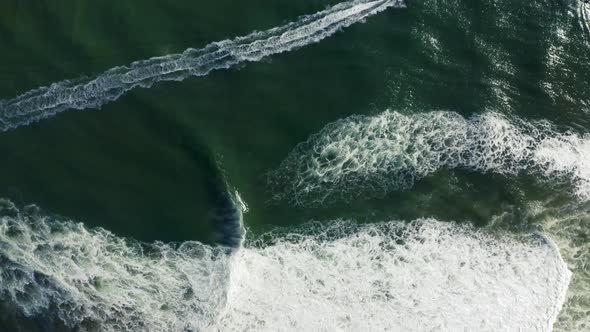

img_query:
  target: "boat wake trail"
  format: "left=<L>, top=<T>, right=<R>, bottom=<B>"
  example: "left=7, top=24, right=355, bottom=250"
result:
left=0, top=200, right=571, bottom=331
left=269, top=110, right=590, bottom=205
left=0, top=0, right=404, bottom=131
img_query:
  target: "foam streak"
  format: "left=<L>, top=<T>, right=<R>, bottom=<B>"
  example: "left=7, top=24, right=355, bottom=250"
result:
left=0, top=0, right=404, bottom=131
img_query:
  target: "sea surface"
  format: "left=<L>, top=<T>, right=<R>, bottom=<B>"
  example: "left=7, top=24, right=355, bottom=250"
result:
left=0, top=0, right=589, bottom=331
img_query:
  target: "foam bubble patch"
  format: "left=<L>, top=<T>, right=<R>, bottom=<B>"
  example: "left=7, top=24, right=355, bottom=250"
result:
left=269, top=110, right=590, bottom=205
left=0, top=200, right=572, bottom=331
left=0, top=200, right=231, bottom=332
left=217, top=219, right=571, bottom=331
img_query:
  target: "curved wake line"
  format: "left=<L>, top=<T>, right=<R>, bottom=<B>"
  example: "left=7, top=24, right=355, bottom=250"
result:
left=0, top=200, right=571, bottom=331
left=269, top=110, right=590, bottom=205
left=0, top=0, right=404, bottom=131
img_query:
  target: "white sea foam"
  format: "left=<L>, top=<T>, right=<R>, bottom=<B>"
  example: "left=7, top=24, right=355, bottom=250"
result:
left=0, top=0, right=404, bottom=131
left=0, top=199, right=232, bottom=332
left=524, top=200, right=590, bottom=332
left=0, top=199, right=571, bottom=331
left=269, top=110, right=590, bottom=205
left=217, top=219, right=570, bottom=331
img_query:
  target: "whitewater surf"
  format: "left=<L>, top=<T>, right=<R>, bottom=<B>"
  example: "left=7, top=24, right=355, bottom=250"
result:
left=1, top=0, right=588, bottom=331
left=0, top=200, right=572, bottom=331
left=269, top=110, right=590, bottom=205
left=269, top=108, right=590, bottom=330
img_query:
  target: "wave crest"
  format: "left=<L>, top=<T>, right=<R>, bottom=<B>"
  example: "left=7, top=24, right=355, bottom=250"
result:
left=269, top=110, right=590, bottom=205
left=0, top=199, right=572, bottom=331
left=0, top=199, right=231, bottom=331
left=219, top=219, right=570, bottom=331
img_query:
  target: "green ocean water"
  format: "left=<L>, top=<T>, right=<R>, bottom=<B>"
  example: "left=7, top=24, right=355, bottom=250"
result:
left=0, top=0, right=589, bottom=331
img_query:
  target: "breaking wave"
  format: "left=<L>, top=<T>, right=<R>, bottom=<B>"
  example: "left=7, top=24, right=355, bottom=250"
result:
left=0, top=0, right=404, bottom=131
left=268, top=110, right=590, bottom=205
left=220, top=220, right=570, bottom=331
left=525, top=199, right=590, bottom=331
left=0, top=200, right=571, bottom=331
left=0, top=199, right=232, bottom=332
